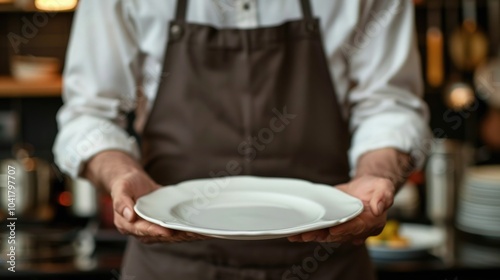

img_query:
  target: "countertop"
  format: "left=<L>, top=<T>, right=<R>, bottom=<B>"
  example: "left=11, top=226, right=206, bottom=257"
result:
left=373, top=225, right=500, bottom=280
left=1, top=222, right=500, bottom=280
left=0, top=76, right=62, bottom=98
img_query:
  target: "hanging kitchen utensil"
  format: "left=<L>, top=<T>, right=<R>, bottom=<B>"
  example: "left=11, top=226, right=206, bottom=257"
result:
left=442, top=0, right=478, bottom=146
left=445, top=0, right=460, bottom=77
left=449, top=0, right=489, bottom=72
left=444, top=0, right=476, bottom=111
left=487, top=0, right=500, bottom=57
left=474, top=0, right=500, bottom=108
left=475, top=58, right=500, bottom=108
left=426, top=0, right=444, bottom=87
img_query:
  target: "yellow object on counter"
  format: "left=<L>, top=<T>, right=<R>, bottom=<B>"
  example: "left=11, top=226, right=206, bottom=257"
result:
left=366, top=220, right=410, bottom=248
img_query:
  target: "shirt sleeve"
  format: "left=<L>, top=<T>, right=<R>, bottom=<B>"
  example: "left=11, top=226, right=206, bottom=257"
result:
left=53, top=0, right=141, bottom=178
left=346, top=0, right=431, bottom=174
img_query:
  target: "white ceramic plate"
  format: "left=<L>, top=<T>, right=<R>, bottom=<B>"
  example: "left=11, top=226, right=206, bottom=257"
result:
left=134, top=176, right=364, bottom=240
left=466, top=165, right=500, bottom=183
left=456, top=206, right=500, bottom=238
left=459, top=203, right=500, bottom=216
left=459, top=191, right=500, bottom=205
left=464, top=183, right=500, bottom=197
left=456, top=218, right=500, bottom=237
left=367, top=223, right=445, bottom=260
left=456, top=211, right=500, bottom=229
left=457, top=213, right=500, bottom=227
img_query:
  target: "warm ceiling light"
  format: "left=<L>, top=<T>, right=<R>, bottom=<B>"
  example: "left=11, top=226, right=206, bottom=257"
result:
left=446, top=84, right=475, bottom=111
left=35, top=0, right=78, bottom=11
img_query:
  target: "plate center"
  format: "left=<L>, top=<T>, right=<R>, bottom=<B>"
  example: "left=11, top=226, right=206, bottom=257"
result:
left=171, top=192, right=324, bottom=231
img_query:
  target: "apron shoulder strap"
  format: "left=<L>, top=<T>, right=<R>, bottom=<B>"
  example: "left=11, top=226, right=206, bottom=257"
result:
left=175, top=0, right=314, bottom=22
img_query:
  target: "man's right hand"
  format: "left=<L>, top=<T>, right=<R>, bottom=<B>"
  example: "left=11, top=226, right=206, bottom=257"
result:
left=83, top=151, right=207, bottom=243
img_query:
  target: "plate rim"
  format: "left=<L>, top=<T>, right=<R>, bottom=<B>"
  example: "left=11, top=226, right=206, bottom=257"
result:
left=134, top=175, right=364, bottom=238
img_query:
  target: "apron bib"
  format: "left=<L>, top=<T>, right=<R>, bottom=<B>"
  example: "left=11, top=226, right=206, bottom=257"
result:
left=122, top=0, right=375, bottom=278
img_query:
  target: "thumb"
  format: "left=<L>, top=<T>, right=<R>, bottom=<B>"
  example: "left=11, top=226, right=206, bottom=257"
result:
left=370, top=188, right=392, bottom=217
left=334, top=183, right=349, bottom=194
left=112, top=190, right=137, bottom=223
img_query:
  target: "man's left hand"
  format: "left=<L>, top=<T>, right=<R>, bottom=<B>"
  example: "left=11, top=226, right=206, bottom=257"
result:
left=287, top=175, right=395, bottom=245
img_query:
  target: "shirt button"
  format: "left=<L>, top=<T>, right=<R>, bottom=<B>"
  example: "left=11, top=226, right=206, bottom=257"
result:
left=243, top=2, right=250, bottom=10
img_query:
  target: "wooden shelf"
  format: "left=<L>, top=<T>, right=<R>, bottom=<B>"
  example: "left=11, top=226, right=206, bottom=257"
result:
left=0, top=76, right=62, bottom=98
left=0, top=3, right=75, bottom=13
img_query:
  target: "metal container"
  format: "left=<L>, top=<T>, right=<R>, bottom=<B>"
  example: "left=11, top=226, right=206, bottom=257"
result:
left=68, top=177, right=97, bottom=218
left=425, top=138, right=474, bottom=225
left=0, top=147, right=54, bottom=222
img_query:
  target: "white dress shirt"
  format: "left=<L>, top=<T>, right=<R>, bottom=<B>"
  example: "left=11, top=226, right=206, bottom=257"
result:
left=53, top=0, right=430, bottom=178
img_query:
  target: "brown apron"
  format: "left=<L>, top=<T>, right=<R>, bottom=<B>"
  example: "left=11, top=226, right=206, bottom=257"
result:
left=121, top=0, right=375, bottom=279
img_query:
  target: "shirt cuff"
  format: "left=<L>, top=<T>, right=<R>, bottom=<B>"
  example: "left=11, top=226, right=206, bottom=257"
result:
left=53, top=116, right=140, bottom=178
left=348, top=111, right=431, bottom=177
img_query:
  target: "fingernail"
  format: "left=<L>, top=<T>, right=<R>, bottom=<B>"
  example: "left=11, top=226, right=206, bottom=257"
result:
left=303, top=233, right=317, bottom=242
left=377, top=202, right=384, bottom=215
left=288, top=236, right=300, bottom=243
left=123, top=208, right=133, bottom=222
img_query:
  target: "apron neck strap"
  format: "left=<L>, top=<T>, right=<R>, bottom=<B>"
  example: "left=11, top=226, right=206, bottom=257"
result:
left=299, top=0, right=314, bottom=20
left=174, top=0, right=314, bottom=22
left=175, top=0, right=188, bottom=22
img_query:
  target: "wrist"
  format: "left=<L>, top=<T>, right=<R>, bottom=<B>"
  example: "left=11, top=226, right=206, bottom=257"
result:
left=82, top=150, right=142, bottom=192
left=354, top=148, right=414, bottom=191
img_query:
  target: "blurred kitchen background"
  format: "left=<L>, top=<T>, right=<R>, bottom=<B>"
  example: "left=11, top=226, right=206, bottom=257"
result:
left=1, top=0, right=500, bottom=279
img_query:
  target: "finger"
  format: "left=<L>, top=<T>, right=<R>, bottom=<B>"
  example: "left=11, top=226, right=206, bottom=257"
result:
left=314, top=230, right=330, bottom=242
left=171, top=230, right=201, bottom=240
left=115, top=212, right=173, bottom=237
left=180, top=234, right=209, bottom=242
left=138, top=233, right=200, bottom=244
left=162, top=231, right=207, bottom=242
left=288, top=235, right=303, bottom=242
left=329, top=217, right=365, bottom=236
left=114, top=213, right=147, bottom=236
left=300, top=230, right=324, bottom=242
left=322, top=233, right=352, bottom=243
left=136, top=219, right=174, bottom=237
left=304, top=229, right=330, bottom=242
left=184, top=231, right=209, bottom=239
left=334, top=183, right=351, bottom=197
left=367, top=216, right=387, bottom=237
left=369, top=188, right=393, bottom=217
